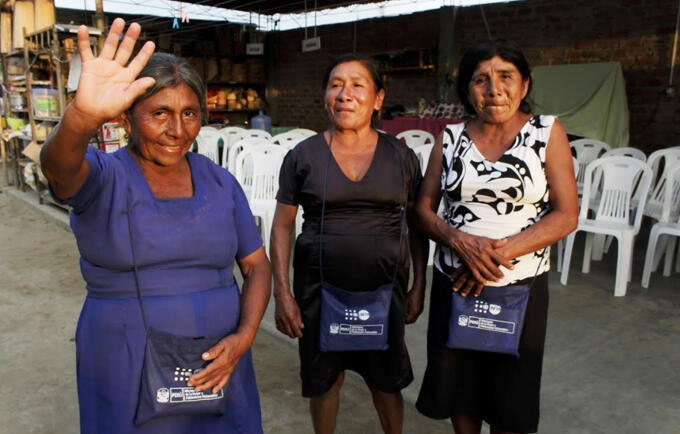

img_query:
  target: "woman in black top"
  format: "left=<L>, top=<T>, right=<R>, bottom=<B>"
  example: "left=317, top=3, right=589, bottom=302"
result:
left=270, top=54, right=427, bottom=434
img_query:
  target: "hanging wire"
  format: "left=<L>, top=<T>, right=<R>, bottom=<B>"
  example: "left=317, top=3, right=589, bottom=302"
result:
left=669, top=0, right=680, bottom=88
left=479, top=5, right=491, bottom=39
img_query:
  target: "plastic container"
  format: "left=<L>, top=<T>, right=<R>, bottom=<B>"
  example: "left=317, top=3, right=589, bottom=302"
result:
left=250, top=110, right=271, bottom=133
left=32, top=88, right=58, bottom=118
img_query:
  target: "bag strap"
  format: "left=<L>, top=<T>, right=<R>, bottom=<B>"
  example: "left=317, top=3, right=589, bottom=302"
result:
left=126, top=193, right=150, bottom=333
left=318, top=131, right=407, bottom=286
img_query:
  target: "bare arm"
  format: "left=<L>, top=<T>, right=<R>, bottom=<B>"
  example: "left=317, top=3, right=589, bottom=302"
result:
left=496, top=119, right=578, bottom=259
left=404, top=201, right=428, bottom=324
left=415, top=132, right=513, bottom=284
left=188, top=246, right=272, bottom=393
left=270, top=202, right=304, bottom=338
left=40, top=18, right=156, bottom=200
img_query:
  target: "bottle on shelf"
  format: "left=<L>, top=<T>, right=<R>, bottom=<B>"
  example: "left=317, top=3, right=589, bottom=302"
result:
left=250, top=110, right=271, bottom=133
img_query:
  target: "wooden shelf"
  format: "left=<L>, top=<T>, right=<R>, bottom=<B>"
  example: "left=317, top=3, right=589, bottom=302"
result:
left=34, top=116, right=61, bottom=122
left=208, top=108, right=260, bottom=113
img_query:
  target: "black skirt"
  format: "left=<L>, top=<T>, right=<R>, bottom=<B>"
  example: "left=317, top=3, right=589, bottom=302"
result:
left=416, top=268, right=549, bottom=433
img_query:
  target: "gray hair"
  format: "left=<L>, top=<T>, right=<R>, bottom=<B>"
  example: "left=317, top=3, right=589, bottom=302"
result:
left=129, top=53, right=206, bottom=123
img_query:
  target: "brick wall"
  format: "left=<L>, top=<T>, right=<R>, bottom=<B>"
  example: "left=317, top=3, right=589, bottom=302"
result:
left=269, top=0, right=678, bottom=153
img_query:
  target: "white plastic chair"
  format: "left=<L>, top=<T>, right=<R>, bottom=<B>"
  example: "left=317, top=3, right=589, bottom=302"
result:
left=233, top=143, right=287, bottom=196
left=570, top=138, right=611, bottom=195
left=234, top=150, right=286, bottom=252
left=644, top=148, right=680, bottom=221
left=601, top=147, right=646, bottom=162
left=560, top=156, right=652, bottom=297
left=227, top=138, right=264, bottom=174
left=240, top=129, right=273, bottom=142
left=555, top=156, right=581, bottom=273
left=413, top=144, right=433, bottom=174
left=217, top=126, right=247, bottom=169
left=396, top=129, right=435, bottom=150
left=641, top=162, right=680, bottom=287
left=272, top=131, right=305, bottom=150
left=195, top=128, right=220, bottom=164
left=288, top=128, right=316, bottom=138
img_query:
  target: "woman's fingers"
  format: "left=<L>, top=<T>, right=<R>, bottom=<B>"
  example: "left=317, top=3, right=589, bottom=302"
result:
left=113, top=21, right=142, bottom=65
left=99, top=17, right=126, bottom=59
left=125, top=40, right=156, bottom=79
left=77, top=25, right=94, bottom=62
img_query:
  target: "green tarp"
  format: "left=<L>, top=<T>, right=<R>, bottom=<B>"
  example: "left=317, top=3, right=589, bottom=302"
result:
left=528, top=62, right=629, bottom=148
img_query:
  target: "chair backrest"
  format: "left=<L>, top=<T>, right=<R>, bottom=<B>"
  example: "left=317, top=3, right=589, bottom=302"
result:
left=601, top=147, right=646, bottom=162
left=272, top=131, right=305, bottom=150
left=396, top=129, right=435, bottom=149
left=572, top=156, right=579, bottom=179
left=234, top=144, right=286, bottom=197
left=249, top=151, right=285, bottom=202
left=217, top=126, right=248, bottom=168
left=581, top=156, right=652, bottom=233
left=647, top=148, right=680, bottom=193
left=287, top=128, right=316, bottom=138
left=570, top=138, right=611, bottom=189
left=240, top=129, right=273, bottom=142
left=413, top=144, right=434, bottom=174
left=659, top=162, right=680, bottom=223
left=227, top=138, right=261, bottom=173
left=195, top=129, right=220, bottom=163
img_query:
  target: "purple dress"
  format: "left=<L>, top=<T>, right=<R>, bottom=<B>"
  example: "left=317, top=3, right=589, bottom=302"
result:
left=59, top=147, right=263, bottom=433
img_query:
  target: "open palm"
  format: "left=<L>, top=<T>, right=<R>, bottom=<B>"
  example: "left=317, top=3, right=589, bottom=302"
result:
left=72, top=18, right=156, bottom=124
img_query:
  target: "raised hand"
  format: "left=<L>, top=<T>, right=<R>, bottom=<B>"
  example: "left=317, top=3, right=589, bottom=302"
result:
left=71, top=18, right=156, bottom=126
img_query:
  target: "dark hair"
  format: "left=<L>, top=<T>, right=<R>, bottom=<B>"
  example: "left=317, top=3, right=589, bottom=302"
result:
left=322, top=53, right=384, bottom=127
left=456, top=38, right=532, bottom=116
left=129, top=53, right=207, bottom=123
left=322, top=53, right=384, bottom=92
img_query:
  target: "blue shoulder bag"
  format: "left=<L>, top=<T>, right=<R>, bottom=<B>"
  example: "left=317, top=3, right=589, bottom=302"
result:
left=125, top=199, right=228, bottom=426
left=318, top=134, right=406, bottom=352
left=446, top=257, right=544, bottom=357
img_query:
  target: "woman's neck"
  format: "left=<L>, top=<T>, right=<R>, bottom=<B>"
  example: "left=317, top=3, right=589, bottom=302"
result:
left=327, top=125, right=377, bottom=149
left=468, top=112, right=531, bottom=146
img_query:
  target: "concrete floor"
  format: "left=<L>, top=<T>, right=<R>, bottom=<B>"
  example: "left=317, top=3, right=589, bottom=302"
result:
left=1, top=172, right=679, bottom=433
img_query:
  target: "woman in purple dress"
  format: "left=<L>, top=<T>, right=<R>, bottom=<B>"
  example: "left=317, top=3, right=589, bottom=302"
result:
left=40, top=19, right=271, bottom=433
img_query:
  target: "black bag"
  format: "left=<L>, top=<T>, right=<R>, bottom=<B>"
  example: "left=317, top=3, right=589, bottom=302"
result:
left=317, top=133, right=405, bottom=352
left=126, top=206, right=228, bottom=426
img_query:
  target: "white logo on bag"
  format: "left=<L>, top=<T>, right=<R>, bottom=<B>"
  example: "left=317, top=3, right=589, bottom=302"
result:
left=473, top=300, right=489, bottom=314
left=174, top=367, right=196, bottom=382
left=330, top=323, right=340, bottom=334
left=458, top=315, right=469, bottom=326
left=488, top=304, right=501, bottom=315
left=156, top=388, right=170, bottom=403
left=344, top=308, right=370, bottom=321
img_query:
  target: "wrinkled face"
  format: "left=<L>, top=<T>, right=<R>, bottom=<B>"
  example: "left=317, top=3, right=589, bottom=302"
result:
left=325, top=60, right=385, bottom=131
left=121, top=83, right=201, bottom=167
left=467, top=56, right=529, bottom=124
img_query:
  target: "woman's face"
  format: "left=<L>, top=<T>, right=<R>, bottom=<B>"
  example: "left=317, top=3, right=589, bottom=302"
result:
left=121, top=83, right=201, bottom=167
left=467, top=55, right=529, bottom=124
left=325, top=60, right=385, bottom=131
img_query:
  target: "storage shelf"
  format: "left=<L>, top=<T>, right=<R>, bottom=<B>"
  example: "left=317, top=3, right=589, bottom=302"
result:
left=34, top=116, right=61, bottom=122
left=208, top=108, right=260, bottom=113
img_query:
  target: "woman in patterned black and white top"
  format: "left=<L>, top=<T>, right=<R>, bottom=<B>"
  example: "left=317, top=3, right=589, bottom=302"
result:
left=415, top=39, right=578, bottom=434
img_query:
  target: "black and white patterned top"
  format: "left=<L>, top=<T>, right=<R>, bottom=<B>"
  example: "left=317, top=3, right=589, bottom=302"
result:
left=434, top=115, right=555, bottom=285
